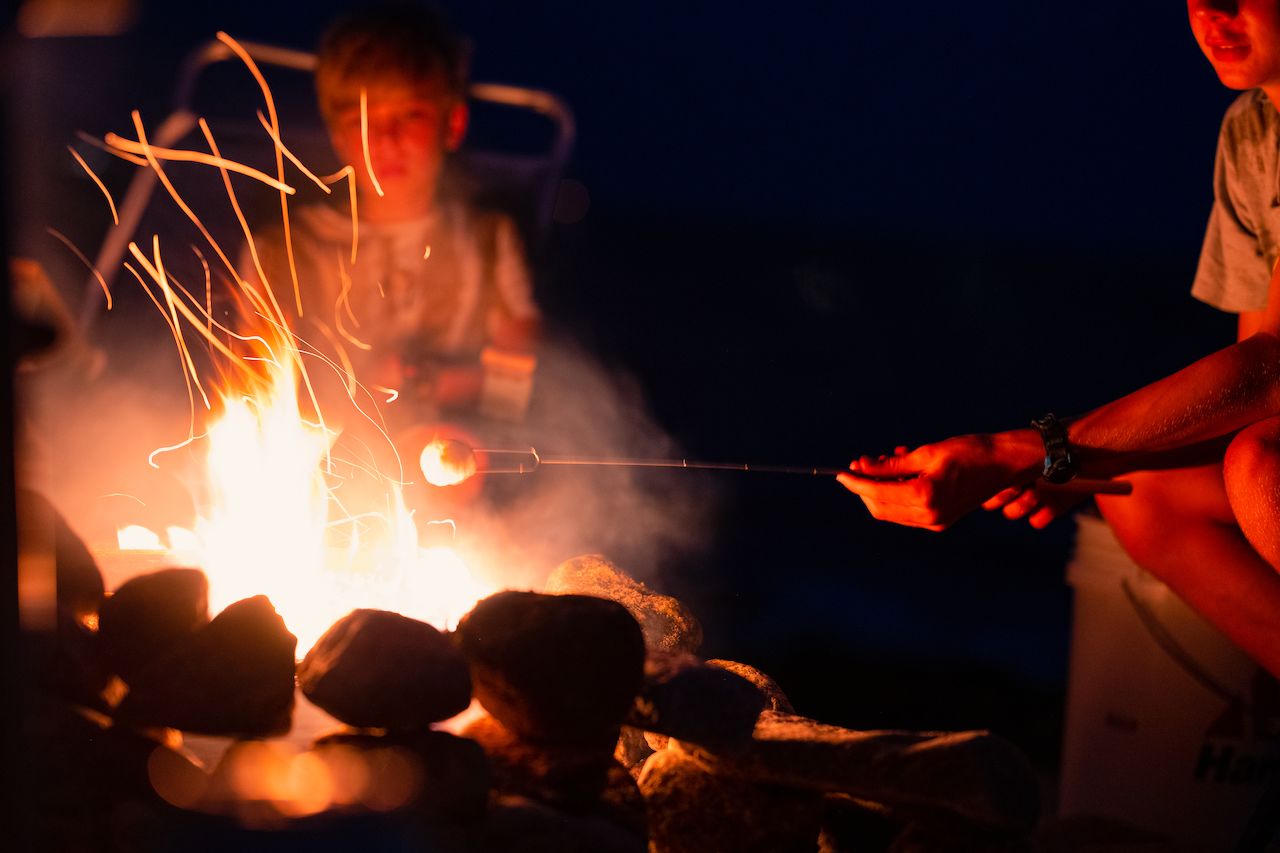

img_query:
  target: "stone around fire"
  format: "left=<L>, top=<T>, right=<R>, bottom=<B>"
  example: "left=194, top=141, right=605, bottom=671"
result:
left=471, top=794, right=646, bottom=853
left=544, top=555, right=703, bottom=654
left=817, top=793, right=904, bottom=852
left=26, top=691, right=200, bottom=850
left=114, top=595, right=297, bottom=737
left=677, top=711, right=1041, bottom=837
left=18, top=489, right=104, bottom=620
left=638, top=746, right=824, bottom=853
left=626, top=651, right=765, bottom=754
left=461, top=710, right=616, bottom=812
left=299, top=609, right=472, bottom=729
left=313, top=729, right=491, bottom=821
left=98, top=567, right=209, bottom=685
left=614, top=726, right=654, bottom=776
left=456, top=590, right=646, bottom=745
left=706, top=658, right=795, bottom=714
left=24, top=602, right=113, bottom=713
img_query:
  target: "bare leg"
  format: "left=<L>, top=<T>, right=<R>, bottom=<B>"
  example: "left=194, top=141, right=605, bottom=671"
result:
left=1096, top=463, right=1280, bottom=678
left=1224, top=414, right=1280, bottom=571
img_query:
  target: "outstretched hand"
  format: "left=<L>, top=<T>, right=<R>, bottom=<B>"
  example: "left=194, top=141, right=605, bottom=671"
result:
left=837, top=431, right=1043, bottom=531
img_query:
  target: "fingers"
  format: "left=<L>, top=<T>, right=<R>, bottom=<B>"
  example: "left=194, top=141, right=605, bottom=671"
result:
left=987, top=487, right=1066, bottom=528
left=851, top=448, right=926, bottom=478
left=1028, top=507, right=1056, bottom=529
left=982, top=487, right=1023, bottom=511
left=837, top=470, right=919, bottom=502
left=837, top=473, right=951, bottom=529
left=1001, top=488, right=1041, bottom=520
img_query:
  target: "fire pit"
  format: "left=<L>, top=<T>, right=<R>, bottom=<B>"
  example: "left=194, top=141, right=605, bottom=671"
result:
left=23, top=525, right=1042, bottom=852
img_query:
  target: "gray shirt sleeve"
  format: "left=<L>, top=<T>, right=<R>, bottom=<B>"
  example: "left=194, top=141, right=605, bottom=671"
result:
left=1191, top=107, right=1272, bottom=314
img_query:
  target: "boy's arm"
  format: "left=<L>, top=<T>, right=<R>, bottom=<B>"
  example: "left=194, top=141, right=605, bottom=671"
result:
left=489, top=215, right=540, bottom=353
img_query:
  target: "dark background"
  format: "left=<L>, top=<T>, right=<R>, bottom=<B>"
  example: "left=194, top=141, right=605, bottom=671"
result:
left=5, top=1, right=1244, bottom=776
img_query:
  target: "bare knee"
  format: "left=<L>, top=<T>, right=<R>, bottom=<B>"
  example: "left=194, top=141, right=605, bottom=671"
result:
left=1225, top=419, right=1280, bottom=492
left=1224, top=418, right=1280, bottom=567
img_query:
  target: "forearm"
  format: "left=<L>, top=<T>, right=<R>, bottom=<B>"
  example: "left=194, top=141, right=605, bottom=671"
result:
left=1064, top=333, right=1280, bottom=477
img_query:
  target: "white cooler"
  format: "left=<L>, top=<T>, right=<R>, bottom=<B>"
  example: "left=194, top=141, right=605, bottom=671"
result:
left=1060, top=510, right=1280, bottom=847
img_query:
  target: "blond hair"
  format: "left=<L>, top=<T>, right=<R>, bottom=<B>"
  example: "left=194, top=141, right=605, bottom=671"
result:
left=315, top=4, right=469, bottom=125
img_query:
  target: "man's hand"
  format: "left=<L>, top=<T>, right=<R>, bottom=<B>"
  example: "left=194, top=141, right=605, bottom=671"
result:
left=837, top=431, right=1044, bottom=530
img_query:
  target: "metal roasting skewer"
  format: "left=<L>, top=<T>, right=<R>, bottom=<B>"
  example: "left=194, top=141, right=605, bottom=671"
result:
left=472, top=447, right=846, bottom=477
left=427, top=442, right=1132, bottom=495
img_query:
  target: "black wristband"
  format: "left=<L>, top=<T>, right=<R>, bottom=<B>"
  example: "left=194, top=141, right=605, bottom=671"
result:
left=1030, top=413, right=1077, bottom=484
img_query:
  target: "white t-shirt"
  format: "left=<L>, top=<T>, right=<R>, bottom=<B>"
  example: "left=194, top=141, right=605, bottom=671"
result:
left=246, top=200, right=538, bottom=365
left=1193, top=88, right=1280, bottom=314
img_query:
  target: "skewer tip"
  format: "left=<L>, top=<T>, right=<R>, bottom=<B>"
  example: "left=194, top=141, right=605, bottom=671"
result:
left=420, top=437, right=477, bottom=487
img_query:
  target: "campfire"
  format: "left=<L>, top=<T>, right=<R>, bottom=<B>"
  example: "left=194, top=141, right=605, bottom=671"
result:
left=19, top=33, right=1043, bottom=852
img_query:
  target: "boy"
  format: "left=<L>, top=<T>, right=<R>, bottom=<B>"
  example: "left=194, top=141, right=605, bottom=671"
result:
left=251, top=5, right=539, bottom=417
left=840, top=0, right=1280, bottom=677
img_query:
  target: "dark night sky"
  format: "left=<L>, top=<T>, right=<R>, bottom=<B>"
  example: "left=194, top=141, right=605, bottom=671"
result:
left=10, top=1, right=1237, bottom=250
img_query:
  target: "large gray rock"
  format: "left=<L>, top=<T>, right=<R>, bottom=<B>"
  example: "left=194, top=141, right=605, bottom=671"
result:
left=25, top=691, right=202, bottom=850
left=313, top=729, right=491, bottom=821
left=461, top=711, right=615, bottom=811
left=638, top=745, right=824, bottom=853
left=678, top=710, right=1040, bottom=837
left=707, top=658, right=795, bottom=713
left=544, top=555, right=702, bottom=654
left=469, top=794, right=646, bottom=853
left=890, top=823, right=1036, bottom=852
left=114, top=595, right=296, bottom=736
left=299, top=609, right=471, bottom=729
left=18, top=489, right=104, bottom=620
left=599, top=760, right=648, bottom=838
left=818, top=793, right=901, bottom=852
left=99, top=568, right=209, bottom=685
left=614, top=726, right=654, bottom=776
left=26, top=604, right=112, bottom=713
left=627, top=651, right=765, bottom=754
left=456, top=591, right=645, bottom=745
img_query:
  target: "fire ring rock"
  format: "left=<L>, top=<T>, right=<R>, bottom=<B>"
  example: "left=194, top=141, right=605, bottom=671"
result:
left=456, top=591, right=646, bottom=745
left=544, top=555, right=703, bottom=654
left=313, top=729, right=491, bottom=821
left=638, top=746, right=824, bottom=853
left=706, top=659, right=795, bottom=714
left=114, top=595, right=296, bottom=737
left=626, top=651, right=766, bottom=754
left=473, top=794, right=647, bottom=853
left=298, top=609, right=472, bottom=729
left=680, top=710, right=1041, bottom=837
left=461, top=711, right=617, bottom=811
left=98, top=567, right=209, bottom=685
left=18, top=489, right=105, bottom=621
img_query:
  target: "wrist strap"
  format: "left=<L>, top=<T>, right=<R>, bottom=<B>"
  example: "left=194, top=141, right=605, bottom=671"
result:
left=1030, top=412, right=1077, bottom=484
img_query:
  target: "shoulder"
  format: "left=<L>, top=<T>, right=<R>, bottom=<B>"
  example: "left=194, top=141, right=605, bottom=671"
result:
left=1218, top=88, right=1278, bottom=149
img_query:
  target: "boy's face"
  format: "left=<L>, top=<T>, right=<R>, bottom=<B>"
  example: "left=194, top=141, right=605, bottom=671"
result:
left=1189, top=0, right=1280, bottom=92
left=328, top=74, right=467, bottom=210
